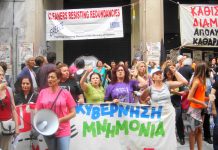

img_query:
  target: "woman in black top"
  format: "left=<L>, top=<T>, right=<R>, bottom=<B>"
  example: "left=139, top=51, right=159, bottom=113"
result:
left=57, top=63, right=84, bottom=103
left=15, top=76, right=38, bottom=105
left=211, top=79, right=218, bottom=149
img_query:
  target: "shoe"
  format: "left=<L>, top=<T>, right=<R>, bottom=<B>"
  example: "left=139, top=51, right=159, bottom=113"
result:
left=204, top=138, right=213, bottom=144
left=179, top=138, right=185, bottom=145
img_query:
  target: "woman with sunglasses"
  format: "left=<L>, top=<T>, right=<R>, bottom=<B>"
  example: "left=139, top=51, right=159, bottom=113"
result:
left=140, top=65, right=188, bottom=149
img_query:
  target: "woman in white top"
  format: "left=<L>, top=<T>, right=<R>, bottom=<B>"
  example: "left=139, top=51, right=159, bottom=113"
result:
left=140, top=66, right=188, bottom=149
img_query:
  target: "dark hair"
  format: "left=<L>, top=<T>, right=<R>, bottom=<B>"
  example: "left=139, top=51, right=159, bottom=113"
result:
left=111, top=64, right=129, bottom=84
left=96, top=60, right=103, bottom=67
left=0, top=61, right=7, bottom=72
left=56, top=63, right=73, bottom=79
left=35, top=56, right=45, bottom=66
left=75, top=58, right=85, bottom=69
left=21, top=63, right=26, bottom=70
left=206, top=67, right=210, bottom=78
left=89, top=72, right=102, bottom=86
left=47, top=69, right=61, bottom=79
left=56, top=61, right=62, bottom=66
left=211, top=57, right=216, bottom=62
left=20, top=76, right=33, bottom=93
left=47, top=52, right=56, bottom=63
left=163, top=67, right=176, bottom=82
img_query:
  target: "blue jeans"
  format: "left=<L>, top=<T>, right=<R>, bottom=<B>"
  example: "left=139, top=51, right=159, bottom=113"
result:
left=214, top=108, right=218, bottom=150
left=44, top=136, right=70, bottom=150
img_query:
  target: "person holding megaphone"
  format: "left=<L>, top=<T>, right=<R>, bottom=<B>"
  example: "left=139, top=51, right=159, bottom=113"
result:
left=35, top=69, right=76, bottom=150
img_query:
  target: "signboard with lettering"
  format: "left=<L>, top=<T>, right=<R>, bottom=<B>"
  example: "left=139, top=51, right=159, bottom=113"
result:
left=180, top=5, right=218, bottom=47
left=46, top=7, right=123, bottom=41
left=11, top=103, right=176, bottom=150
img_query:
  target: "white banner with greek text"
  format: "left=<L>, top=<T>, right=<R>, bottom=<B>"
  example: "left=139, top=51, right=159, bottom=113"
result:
left=180, top=4, right=218, bottom=47
left=10, top=103, right=176, bottom=150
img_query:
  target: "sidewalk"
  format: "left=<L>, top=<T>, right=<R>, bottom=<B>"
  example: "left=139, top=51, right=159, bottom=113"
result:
left=177, top=137, right=213, bottom=150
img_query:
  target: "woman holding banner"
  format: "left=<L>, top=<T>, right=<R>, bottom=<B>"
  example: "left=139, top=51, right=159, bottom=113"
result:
left=140, top=65, right=188, bottom=149
left=36, top=69, right=76, bottom=150
left=0, top=66, right=19, bottom=150
left=105, top=64, right=146, bottom=103
left=140, top=65, right=187, bottom=105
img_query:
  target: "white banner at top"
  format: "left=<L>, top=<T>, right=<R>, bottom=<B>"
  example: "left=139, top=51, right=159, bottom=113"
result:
left=46, top=7, right=123, bottom=41
left=180, top=4, right=218, bottom=47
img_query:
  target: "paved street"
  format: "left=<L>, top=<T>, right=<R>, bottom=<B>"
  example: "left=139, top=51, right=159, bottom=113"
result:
left=177, top=137, right=213, bottom=150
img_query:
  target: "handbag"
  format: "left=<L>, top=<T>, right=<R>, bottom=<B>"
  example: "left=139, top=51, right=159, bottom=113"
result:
left=0, top=87, right=16, bottom=135
left=0, top=119, right=15, bottom=135
left=181, top=91, right=190, bottom=110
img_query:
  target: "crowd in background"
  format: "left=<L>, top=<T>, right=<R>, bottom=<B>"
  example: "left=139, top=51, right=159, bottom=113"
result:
left=0, top=52, right=218, bottom=150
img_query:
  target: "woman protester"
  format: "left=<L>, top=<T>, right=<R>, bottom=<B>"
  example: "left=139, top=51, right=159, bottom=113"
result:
left=57, top=63, right=84, bottom=104
left=80, top=67, right=104, bottom=103
left=0, top=66, right=19, bottom=150
left=105, top=64, right=146, bottom=103
left=15, top=76, right=38, bottom=105
left=140, top=65, right=188, bottom=149
left=134, top=61, right=152, bottom=87
left=93, top=60, right=111, bottom=88
left=36, top=69, right=76, bottom=150
left=164, top=66, right=185, bottom=145
left=187, top=62, right=208, bottom=150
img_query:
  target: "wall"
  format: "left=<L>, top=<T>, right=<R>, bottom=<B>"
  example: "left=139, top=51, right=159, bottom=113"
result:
left=131, top=0, right=164, bottom=63
left=0, top=0, right=64, bottom=81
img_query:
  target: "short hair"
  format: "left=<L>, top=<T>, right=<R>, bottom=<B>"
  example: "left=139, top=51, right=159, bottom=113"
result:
left=25, top=55, right=34, bottom=63
left=183, top=58, right=192, bottom=66
left=0, top=62, right=7, bottom=72
left=35, top=56, right=45, bottom=66
left=47, top=69, right=61, bottom=79
left=47, top=52, right=56, bottom=63
left=75, top=58, right=85, bottom=69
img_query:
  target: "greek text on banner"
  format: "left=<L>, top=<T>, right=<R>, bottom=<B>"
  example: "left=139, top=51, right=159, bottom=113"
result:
left=180, top=5, right=218, bottom=47
left=12, top=103, right=177, bottom=150
left=70, top=103, right=177, bottom=150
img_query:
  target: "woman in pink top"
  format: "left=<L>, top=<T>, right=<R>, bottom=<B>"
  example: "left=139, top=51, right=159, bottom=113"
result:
left=36, top=69, right=76, bottom=150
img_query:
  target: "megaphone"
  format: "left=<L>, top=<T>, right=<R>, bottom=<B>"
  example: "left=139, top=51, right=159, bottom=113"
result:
left=33, top=109, right=59, bottom=136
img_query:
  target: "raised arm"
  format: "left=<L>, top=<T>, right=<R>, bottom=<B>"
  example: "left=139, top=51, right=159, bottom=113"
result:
left=80, top=67, right=92, bottom=92
left=168, top=66, right=188, bottom=89
left=104, top=63, right=111, bottom=70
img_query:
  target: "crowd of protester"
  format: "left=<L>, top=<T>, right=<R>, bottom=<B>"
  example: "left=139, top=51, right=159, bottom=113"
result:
left=0, top=52, right=218, bottom=150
